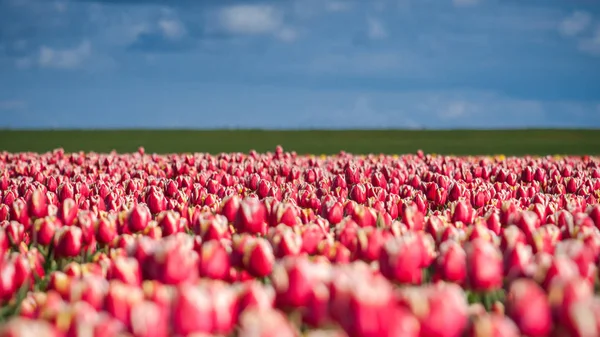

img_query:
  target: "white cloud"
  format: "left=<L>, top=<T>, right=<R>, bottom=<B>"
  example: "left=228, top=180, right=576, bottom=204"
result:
left=219, top=5, right=283, bottom=35
left=367, top=17, right=387, bottom=40
left=578, top=26, right=600, bottom=56
left=158, top=18, right=186, bottom=40
left=453, top=0, right=479, bottom=7
left=559, top=11, right=592, bottom=37
left=217, top=4, right=297, bottom=42
left=326, top=1, right=352, bottom=12
left=276, top=27, right=298, bottom=42
left=38, top=40, right=92, bottom=69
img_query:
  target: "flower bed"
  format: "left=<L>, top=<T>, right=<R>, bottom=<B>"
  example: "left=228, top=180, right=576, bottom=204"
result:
left=0, top=147, right=598, bottom=336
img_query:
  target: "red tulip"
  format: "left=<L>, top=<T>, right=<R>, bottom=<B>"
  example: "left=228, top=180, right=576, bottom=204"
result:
left=270, top=202, right=300, bottom=227
left=145, top=238, right=199, bottom=285
left=321, top=200, right=344, bottom=225
left=27, top=189, right=48, bottom=219
left=96, top=216, right=117, bottom=245
left=434, top=240, right=466, bottom=285
left=57, top=198, right=78, bottom=227
left=209, top=282, right=239, bottom=334
left=452, top=199, right=474, bottom=225
left=129, top=300, right=169, bottom=337
left=128, top=203, right=151, bottom=233
left=465, top=239, right=503, bottom=291
left=398, top=282, right=468, bottom=337
left=34, top=217, right=59, bottom=246
left=220, top=194, right=241, bottom=223
left=196, top=214, right=231, bottom=242
left=107, top=256, right=142, bottom=286
left=235, top=198, right=268, bottom=235
left=243, top=238, right=275, bottom=277
left=505, top=278, right=553, bottom=337
left=171, top=284, right=213, bottom=335
left=69, top=275, right=108, bottom=310
left=401, top=202, right=425, bottom=231
left=379, top=234, right=424, bottom=285
left=53, top=226, right=83, bottom=258
left=351, top=205, right=377, bottom=228
left=237, top=281, right=276, bottom=312
left=270, top=227, right=303, bottom=258
left=198, top=239, right=231, bottom=281
left=103, top=281, right=144, bottom=326
left=0, top=259, right=17, bottom=303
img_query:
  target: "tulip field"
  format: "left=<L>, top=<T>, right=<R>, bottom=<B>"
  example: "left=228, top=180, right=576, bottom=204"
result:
left=3, top=144, right=600, bottom=337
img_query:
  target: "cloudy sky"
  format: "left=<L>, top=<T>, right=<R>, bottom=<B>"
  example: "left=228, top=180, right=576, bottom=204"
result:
left=0, top=0, right=599, bottom=129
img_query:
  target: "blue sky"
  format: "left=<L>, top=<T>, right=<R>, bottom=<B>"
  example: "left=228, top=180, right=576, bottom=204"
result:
left=0, top=0, right=599, bottom=129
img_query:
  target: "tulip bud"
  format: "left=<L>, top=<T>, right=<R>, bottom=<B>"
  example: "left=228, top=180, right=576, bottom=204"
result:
left=0, top=259, right=17, bottom=304
left=27, top=189, right=48, bottom=219
left=34, top=217, right=59, bottom=246
left=171, top=284, right=213, bottom=335
left=401, top=203, right=425, bottom=231
left=53, top=226, right=83, bottom=258
left=434, top=240, right=466, bottom=285
left=146, top=240, right=199, bottom=285
left=349, top=184, right=367, bottom=204
left=104, top=281, right=145, bottom=326
left=146, top=189, right=167, bottom=214
left=238, top=280, right=276, bottom=312
left=129, top=300, right=169, bottom=337
left=505, top=278, right=553, bottom=337
left=379, top=235, right=423, bottom=285
left=128, top=203, right=151, bottom=233
left=96, top=216, right=117, bottom=246
left=10, top=198, right=30, bottom=229
left=270, top=227, right=303, bottom=258
left=157, top=210, right=187, bottom=236
left=107, top=256, right=142, bottom=286
left=68, top=275, right=108, bottom=310
left=243, top=238, right=275, bottom=278
left=465, top=239, right=503, bottom=292
left=541, top=255, right=580, bottom=290
left=321, top=200, right=344, bottom=225
left=356, top=227, right=388, bottom=262
left=270, top=202, right=300, bottom=227
left=198, top=240, right=231, bottom=281
left=300, top=223, right=327, bottom=255
left=398, top=282, right=468, bottom=337
left=57, top=198, right=78, bottom=227
left=452, top=199, right=473, bottom=225
left=220, top=195, right=241, bottom=223
left=235, top=198, right=268, bottom=235
left=209, top=282, right=239, bottom=334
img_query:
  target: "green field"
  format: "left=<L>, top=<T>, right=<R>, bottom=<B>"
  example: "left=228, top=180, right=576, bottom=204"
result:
left=1, top=129, right=599, bottom=156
